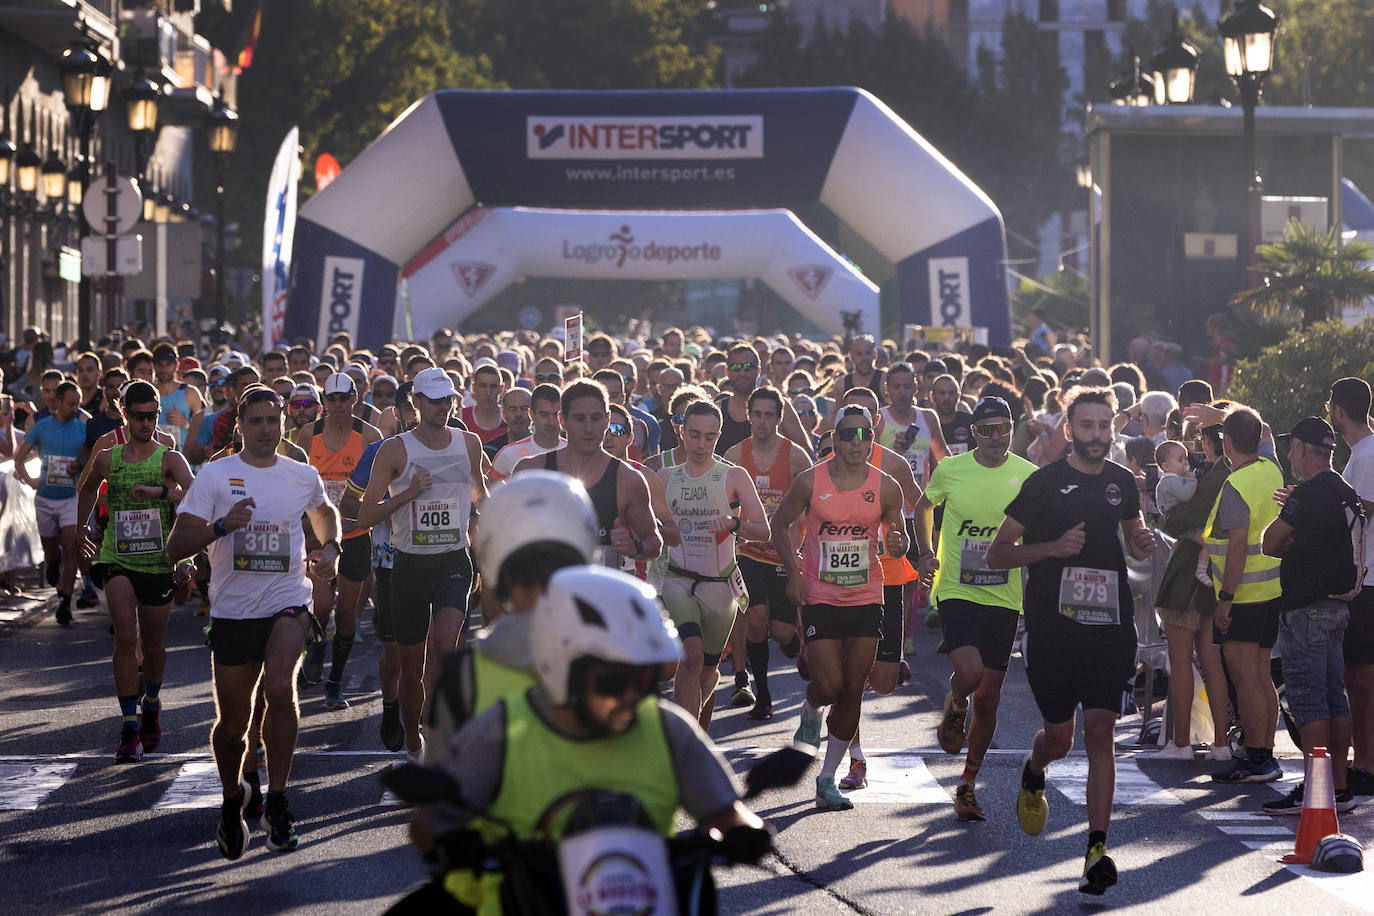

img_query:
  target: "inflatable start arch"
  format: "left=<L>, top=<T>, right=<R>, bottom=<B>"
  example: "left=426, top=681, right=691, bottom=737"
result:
left=400, top=208, right=880, bottom=338
left=286, top=88, right=1009, bottom=348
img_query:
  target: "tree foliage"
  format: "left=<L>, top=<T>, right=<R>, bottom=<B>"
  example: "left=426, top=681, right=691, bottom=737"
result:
left=1228, top=319, right=1374, bottom=465
left=739, top=8, right=1068, bottom=264
left=1232, top=220, right=1374, bottom=327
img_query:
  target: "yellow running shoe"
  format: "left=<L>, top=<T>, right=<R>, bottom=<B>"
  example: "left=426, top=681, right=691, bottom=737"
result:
left=1080, top=842, right=1118, bottom=895
left=1016, top=755, right=1048, bottom=836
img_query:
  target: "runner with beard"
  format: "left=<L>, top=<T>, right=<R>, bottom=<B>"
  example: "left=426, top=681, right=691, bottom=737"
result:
left=715, top=343, right=813, bottom=458
left=985, top=386, right=1155, bottom=895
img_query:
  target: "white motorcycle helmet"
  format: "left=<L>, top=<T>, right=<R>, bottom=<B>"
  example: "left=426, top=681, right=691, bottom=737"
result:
left=530, top=566, right=682, bottom=707
left=474, top=471, right=599, bottom=602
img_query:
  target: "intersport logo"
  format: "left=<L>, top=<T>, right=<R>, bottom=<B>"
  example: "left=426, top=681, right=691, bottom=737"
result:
left=562, top=225, right=722, bottom=268
left=528, top=115, right=764, bottom=160
left=319, top=255, right=364, bottom=344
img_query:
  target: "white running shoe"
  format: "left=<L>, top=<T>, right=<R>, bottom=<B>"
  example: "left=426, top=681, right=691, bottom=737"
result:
left=1205, top=745, right=1235, bottom=762
left=1150, top=742, right=1196, bottom=760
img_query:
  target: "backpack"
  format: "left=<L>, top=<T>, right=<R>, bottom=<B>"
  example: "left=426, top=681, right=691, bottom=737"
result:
left=1330, top=482, right=1368, bottom=603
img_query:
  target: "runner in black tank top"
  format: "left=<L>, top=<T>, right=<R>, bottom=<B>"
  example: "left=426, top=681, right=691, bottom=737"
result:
left=714, top=392, right=752, bottom=456
left=544, top=451, right=621, bottom=543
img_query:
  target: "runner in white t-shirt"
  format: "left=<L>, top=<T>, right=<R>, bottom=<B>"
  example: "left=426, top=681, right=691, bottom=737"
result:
left=168, top=385, right=341, bottom=862
left=490, top=383, right=564, bottom=481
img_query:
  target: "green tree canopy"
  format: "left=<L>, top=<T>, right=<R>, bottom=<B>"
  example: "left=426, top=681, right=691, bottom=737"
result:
left=1232, top=220, right=1374, bottom=327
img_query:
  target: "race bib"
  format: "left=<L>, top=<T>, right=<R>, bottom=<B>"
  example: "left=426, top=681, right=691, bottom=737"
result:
left=904, top=448, right=929, bottom=481
left=1058, top=567, right=1120, bottom=625
left=232, top=520, right=291, bottom=573
left=819, top=538, right=870, bottom=587
left=959, top=538, right=1009, bottom=587
left=323, top=479, right=347, bottom=506
left=45, top=456, right=76, bottom=488
left=729, top=565, right=749, bottom=610
left=947, top=443, right=970, bottom=456
left=114, top=508, right=164, bottom=555
left=410, top=499, right=462, bottom=546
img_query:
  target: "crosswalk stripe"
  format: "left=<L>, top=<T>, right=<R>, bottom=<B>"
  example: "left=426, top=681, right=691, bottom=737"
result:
left=844, top=754, right=949, bottom=806
left=0, top=763, right=78, bottom=810
left=1196, top=811, right=1272, bottom=821
left=1218, top=825, right=1293, bottom=836
left=154, top=760, right=225, bottom=809
left=1050, top=758, right=1181, bottom=806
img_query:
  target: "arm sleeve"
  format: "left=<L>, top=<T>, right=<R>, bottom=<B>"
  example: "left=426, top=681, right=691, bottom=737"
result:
left=658, top=701, right=742, bottom=823
left=1003, top=470, right=1043, bottom=531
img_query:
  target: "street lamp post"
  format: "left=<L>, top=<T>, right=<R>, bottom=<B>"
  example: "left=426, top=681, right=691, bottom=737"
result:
left=58, top=41, right=110, bottom=343
left=1150, top=13, right=1200, bottom=105
left=206, top=97, right=239, bottom=331
left=1219, top=0, right=1278, bottom=280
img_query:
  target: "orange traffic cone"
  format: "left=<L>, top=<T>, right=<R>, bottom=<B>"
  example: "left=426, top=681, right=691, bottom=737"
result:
left=1283, top=746, right=1341, bottom=865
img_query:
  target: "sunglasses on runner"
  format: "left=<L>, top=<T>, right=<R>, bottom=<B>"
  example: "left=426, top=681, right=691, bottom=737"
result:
left=127, top=410, right=159, bottom=423
left=834, top=426, right=872, bottom=443
left=289, top=398, right=317, bottom=410
left=796, top=407, right=816, bottom=417
left=535, top=373, right=563, bottom=383
left=606, top=422, right=630, bottom=437
left=588, top=664, right=658, bottom=697
left=728, top=362, right=757, bottom=372
left=974, top=421, right=1012, bottom=437
left=325, top=393, right=352, bottom=403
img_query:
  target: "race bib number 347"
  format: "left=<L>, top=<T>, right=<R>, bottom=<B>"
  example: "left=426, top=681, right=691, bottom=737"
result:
left=114, top=509, right=164, bottom=555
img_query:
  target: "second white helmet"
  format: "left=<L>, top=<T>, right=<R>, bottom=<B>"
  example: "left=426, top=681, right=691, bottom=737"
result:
left=474, top=471, right=599, bottom=601
left=530, top=566, right=682, bottom=706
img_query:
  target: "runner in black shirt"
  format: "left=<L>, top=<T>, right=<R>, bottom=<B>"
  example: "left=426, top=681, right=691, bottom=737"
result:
left=986, top=386, right=1155, bottom=896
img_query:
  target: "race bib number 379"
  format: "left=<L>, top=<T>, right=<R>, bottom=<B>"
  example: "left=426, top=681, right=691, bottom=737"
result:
left=1058, top=567, right=1120, bottom=625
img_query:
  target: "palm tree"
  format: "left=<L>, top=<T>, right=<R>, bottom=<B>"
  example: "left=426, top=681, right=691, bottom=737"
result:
left=1232, top=219, right=1374, bottom=327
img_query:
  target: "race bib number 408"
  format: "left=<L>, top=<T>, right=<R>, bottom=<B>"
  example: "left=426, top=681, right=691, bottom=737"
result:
left=411, top=499, right=462, bottom=546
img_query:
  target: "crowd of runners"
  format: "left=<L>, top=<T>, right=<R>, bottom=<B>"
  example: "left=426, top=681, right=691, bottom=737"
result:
left=1, top=318, right=1370, bottom=899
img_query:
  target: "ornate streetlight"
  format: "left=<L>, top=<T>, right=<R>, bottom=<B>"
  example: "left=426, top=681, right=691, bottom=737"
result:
left=206, top=96, right=240, bottom=329
left=1219, top=0, right=1279, bottom=276
left=1150, top=13, right=1200, bottom=105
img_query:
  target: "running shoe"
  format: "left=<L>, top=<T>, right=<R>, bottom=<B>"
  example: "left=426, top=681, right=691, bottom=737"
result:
left=138, top=702, right=162, bottom=754
left=1016, top=756, right=1048, bottom=836
left=407, top=734, right=427, bottom=765
left=115, top=724, right=143, bottom=762
left=793, top=709, right=822, bottom=752
left=1212, top=756, right=1282, bottom=784
left=300, top=643, right=326, bottom=687
left=1263, top=782, right=1358, bottom=815
left=815, top=776, right=854, bottom=811
left=954, top=783, right=986, bottom=822
left=243, top=769, right=264, bottom=825
left=937, top=691, right=969, bottom=755
left=76, top=585, right=100, bottom=609
left=1149, top=742, right=1195, bottom=760
left=380, top=702, right=404, bottom=752
left=897, top=659, right=912, bottom=687
left=747, top=698, right=773, bottom=721
left=1205, top=745, right=1235, bottom=762
left=1349, top=766, right=1374, bottom=796
left=324, top=682, right=349, bottom=710
left=55, top=596, right=72, bottom=627
left=839, top=760, right=868, bottom=790
left=264, top=796, right=299, bottom=852
left=1080, top=842, right=1117, bottom=895
left=217, top=780, right=250, bottom=861
left=730, top=683, right=756, bottom=708
left=924, top=609, right=941, bottom=630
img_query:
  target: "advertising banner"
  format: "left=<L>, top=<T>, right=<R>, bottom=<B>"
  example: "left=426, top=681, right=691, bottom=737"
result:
left=263, top=126, right=299, bottom=351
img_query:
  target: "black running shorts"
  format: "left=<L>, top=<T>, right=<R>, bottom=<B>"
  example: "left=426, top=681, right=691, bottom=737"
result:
left=740, top=556, right=797, bottom=626
left=938, top=598, right=1021, bottom=672
left=389, top=549, right=474, bottom=646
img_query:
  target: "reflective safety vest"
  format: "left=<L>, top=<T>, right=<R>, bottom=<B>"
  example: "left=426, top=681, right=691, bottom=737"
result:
left=489, top=690, right=679, bottom=841
left=1203, top=458, right=1283, bottom=603
left=470, top=651, right=535, bottom=722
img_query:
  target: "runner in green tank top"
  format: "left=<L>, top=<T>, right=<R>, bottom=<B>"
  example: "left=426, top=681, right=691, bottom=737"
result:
left=75, top=380, right=196, bottom=763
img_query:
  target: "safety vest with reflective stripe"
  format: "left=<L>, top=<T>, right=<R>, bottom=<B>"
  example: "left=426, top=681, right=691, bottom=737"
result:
left=1203, top=457, right=1283, bottom=603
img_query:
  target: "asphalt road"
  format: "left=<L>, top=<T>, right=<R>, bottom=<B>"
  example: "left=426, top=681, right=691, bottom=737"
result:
left=4, top=591, right=1374, bottom=915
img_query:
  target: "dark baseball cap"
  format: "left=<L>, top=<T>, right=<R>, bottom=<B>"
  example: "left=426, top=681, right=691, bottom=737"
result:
left=1278, top=416, right=1336, bottom=450
left=970, top=396, right=1013, bottom=425
left=152, top=343, right=178, bottom=363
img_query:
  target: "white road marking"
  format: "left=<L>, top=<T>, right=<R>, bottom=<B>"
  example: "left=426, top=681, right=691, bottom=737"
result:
left=1196, top=811, right=1272, bottom=821
left=843, top=754, right=949, bottom=806
left=1050, top=758, right=1182, bottom=806
left=0, top=763, right=78, bottom=810
left=1217, top=825, right=1294, bottom=836
left=154, top=760, right=225, bottom=808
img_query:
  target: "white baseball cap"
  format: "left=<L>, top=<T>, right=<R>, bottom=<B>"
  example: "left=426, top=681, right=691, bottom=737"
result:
left=323, top=372, right=356, bottom=396
left=291, top=383, right=320, bottom=403
left=413, top=366, right=459, bottom=399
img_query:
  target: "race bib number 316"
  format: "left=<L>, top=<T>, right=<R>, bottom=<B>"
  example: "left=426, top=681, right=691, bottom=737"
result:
left=232, top=520, right=291, bottom=573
